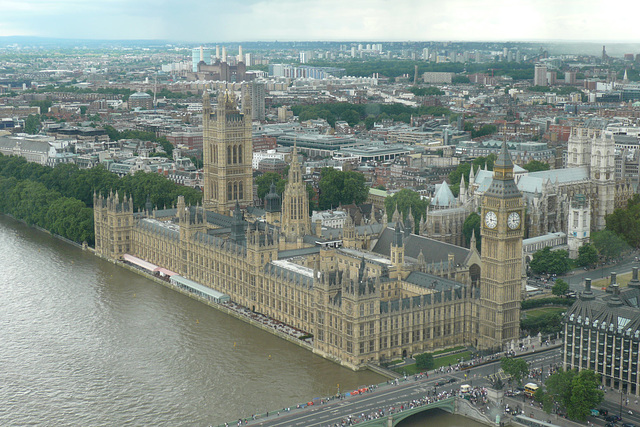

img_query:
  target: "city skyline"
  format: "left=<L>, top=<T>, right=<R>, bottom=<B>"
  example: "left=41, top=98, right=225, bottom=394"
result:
left=2, top=0, right=640, bottom=44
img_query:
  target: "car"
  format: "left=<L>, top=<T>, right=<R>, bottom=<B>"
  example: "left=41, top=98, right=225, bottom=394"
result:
left=622, top=423, right=636, bottom=427
left=448, top=378, right=458, bottom=383
left=600, top=408, right=609, bottom=416
left=591, top=409, right=601, bottom=416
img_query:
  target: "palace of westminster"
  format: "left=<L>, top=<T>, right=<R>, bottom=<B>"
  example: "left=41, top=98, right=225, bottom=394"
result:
left=94, top=90, right=629, bottom=370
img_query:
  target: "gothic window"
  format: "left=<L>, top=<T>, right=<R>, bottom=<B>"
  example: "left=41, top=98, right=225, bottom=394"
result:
left=227, top=183, right=232, bottom=200
left=227, top=146, right=231, bottom=164
left=233, top=145, right=237, bottom=164
left=234, top=182, right=238, bottom=200
left=238, top=146, right=243, bottom=163
left=239, top=182, right=243, bottom=200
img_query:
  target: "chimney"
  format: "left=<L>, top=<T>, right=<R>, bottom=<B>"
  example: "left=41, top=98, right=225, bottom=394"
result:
left=222, top=47, right=227, bottom=63
left=200, top=45, right=204, bottom=62
left=238, top=45, right=243, bottom=62
left=215, top=45, right=220, bottom=60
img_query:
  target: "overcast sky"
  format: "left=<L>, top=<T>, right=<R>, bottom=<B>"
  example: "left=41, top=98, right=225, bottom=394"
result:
left=1, top=0, right=639, bottom=43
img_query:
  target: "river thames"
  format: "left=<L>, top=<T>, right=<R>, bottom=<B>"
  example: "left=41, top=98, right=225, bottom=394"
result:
left=0, top=216, right=483, bottom=426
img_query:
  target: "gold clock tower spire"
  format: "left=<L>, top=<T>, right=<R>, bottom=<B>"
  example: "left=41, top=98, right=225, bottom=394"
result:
left=477, top=139, right=524, bottom=351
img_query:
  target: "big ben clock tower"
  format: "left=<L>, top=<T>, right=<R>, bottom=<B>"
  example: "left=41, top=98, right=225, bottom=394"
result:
left=477, top=140, right=524, bottom=351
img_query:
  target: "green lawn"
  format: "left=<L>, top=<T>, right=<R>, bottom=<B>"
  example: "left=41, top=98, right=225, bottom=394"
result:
left=593, top=272, right=632, bottom=288
left=523, top=306, right=566, bottom=318
left=392, top=350, right=472, bottom=376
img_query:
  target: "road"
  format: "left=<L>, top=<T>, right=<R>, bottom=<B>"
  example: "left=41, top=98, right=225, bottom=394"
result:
left=564, top=256, right=639, bottom=297
left=238, top=347, right=562, bottom=427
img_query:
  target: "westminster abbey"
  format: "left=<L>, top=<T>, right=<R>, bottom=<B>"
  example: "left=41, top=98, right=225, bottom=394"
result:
left=94, top=91, right=524, bottom=369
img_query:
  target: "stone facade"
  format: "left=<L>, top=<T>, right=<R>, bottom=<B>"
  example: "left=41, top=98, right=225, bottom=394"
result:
left=93, top=100, right=527, bottom=370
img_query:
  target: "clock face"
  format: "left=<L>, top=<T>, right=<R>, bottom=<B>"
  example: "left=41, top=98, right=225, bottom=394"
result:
left=508, top=212, right=521, bottom=229
left=484, top=211, right=497, bottom=229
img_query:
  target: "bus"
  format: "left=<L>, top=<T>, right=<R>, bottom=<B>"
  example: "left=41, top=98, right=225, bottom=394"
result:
left=524, top=382, right=539, bottom=397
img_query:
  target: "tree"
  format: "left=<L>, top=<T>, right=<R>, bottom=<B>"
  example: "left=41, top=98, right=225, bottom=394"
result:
left=29, top=99, right=52, bottom=114
left=529, top=247, right=571, bottom=275
left=415, top=353, right=434, bottom=370
left=522, top=160, right=550, bottom=172
left=566, top=370, right=604, bottom=421
left=501, top=357, right=529, bottom=386
left=384, top=189, right=429, bottom=233
left=545, top=369, right=577, bottom=413
left=576, top=244, right=598, bottom=268
left=592, top=230, right=629, bottom=260
left=542, top=369, right=603, bottom=421
left=462, top=212, right=481, bottom=251
left=318, top=168, right=368, bottom=210
left=364, top=116, right=376, bottom=130
left=24, top=114, right=41, bottom=134
left=551, top=279, right=569, bottom=297
left=341, top=109, right=360, bottom=127
left=606, top=194, right=640, bottom=248
left=534, top=388, right=554, bottom=414
left=255, top=172, right=286, bottom=200
left=409, top=86, right=444, bottom=96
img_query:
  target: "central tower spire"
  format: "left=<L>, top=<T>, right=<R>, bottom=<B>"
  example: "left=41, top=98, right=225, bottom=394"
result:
left=281, top=140, right=311, bottom=243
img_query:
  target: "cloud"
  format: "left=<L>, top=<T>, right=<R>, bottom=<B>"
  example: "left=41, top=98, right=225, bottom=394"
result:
left=1, top=0, right=639, bottom=42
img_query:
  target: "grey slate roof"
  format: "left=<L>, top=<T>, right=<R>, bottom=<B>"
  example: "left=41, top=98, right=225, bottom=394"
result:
left=371, top=226, right=470, bottom=265
left=405, top=271, right=463, bottom=291
left=278, top=247, right=321, bottom=259
left=0, top=135, right=51, bottom=153
left=476, top=166, right=590, bottom=195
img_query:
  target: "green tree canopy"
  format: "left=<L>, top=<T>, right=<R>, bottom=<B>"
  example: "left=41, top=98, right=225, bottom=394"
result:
left=255, top=172, right=287, bottom=200
left=541, top=369, right=603, bottom=421
left=384, top=189, right=429, bottom=233
left=522, top=160, right=551, bottom=172
left=464, top=122, right=498, bottom=139
left=576, top=244, right=598, bottom=268
left=592, top=229, right=629, bottom=260
left=24, top=114, right=41, bottom=134
left=318, top=168, right=368, bottom=210
left=29, top=99, right=52, bottom=114
left=529, top=247, right=571, bottom=275
left=415, top=353, right=434, bottom=370
left=500, top=357, right=529, bottom=386
left=462, top=212, right=481, bottom=251
left=409, top=86, right=444, bottom=96
left=551, top=279, right=569, bottom=297
left=606, top=194, right=640, bottom=248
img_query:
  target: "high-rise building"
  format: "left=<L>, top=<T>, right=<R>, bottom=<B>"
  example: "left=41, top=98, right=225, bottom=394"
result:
left=534, top=64, right=547, bottom=86
left=242, top=81, right=265, bottom=121
left=477, top=140, right=524, bottom=350
left=299, top=52, right=307, bottom=64
left=202, top=90, right=253, bottom=214
left=565, top=70, right=577, bottom=85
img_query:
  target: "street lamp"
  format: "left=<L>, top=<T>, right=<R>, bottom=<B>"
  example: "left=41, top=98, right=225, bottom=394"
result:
left=620, top=389, right=624, bottom=418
